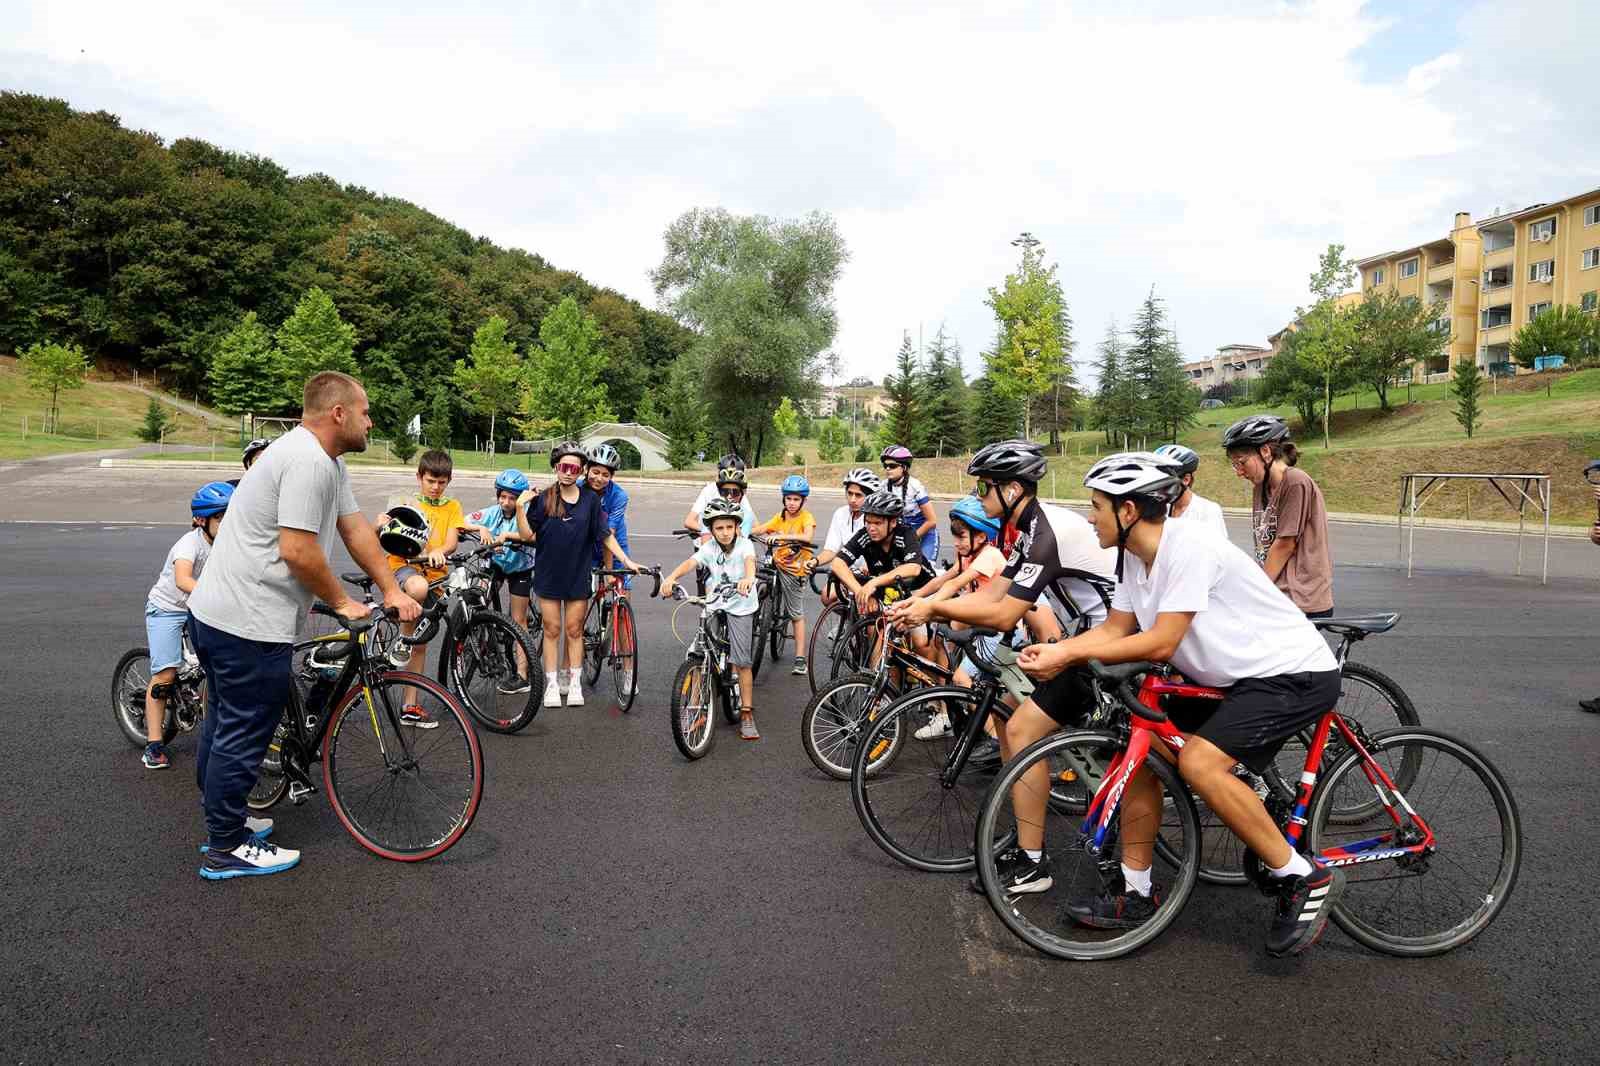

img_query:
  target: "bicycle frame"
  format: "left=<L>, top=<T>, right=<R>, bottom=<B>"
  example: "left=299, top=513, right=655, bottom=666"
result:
left=1081, top=671, right=1435, bottom=867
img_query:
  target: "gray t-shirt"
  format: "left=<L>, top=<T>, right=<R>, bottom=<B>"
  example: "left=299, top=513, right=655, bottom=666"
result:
left=146, top=527, right=211, bottom=613
left=189, top=426, right=360, bottom=643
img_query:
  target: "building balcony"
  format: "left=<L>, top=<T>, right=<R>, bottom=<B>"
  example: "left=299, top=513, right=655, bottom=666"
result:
left=1483, top=246, right=1516, bottom=270
left=1426, top=261, right=1455, bottom=285
left=1480, top=322, right=1513, bottom=345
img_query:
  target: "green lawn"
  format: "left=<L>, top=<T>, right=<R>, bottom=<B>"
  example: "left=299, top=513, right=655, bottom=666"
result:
left=0, top=358, right=227, bottom=459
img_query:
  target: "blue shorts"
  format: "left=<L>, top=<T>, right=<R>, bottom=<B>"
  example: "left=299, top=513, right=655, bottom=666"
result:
left=956, top=632, right=1001, bottom=681
left=144, top=604, right=190, bottom=671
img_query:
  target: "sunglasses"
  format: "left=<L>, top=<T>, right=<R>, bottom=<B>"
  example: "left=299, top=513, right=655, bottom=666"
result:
left=882, top=461, right=903, bottom=471
left=721, top=487, right=745, bottom=497
left=974, top=479, right=994, bottom=497
left=556, top=462, right=582, bottom=474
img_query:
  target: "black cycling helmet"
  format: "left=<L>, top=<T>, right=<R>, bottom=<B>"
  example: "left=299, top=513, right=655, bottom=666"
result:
left=549, top=440, right=585, bottom=468
left=968, top=438, right=1048, bottom=484
left=717, top=453, right=747, bottom=472
left=242, top=438, right=270, bottom=468
left=1221, top=415, right=1290, bottom=450
left=860, top=490, right=904, bottom=519
left=700, top=497, right=743, bottom=527
left=1585, top=459, right=1600, bottom=486
left=716, top=465, right=748, bottom=488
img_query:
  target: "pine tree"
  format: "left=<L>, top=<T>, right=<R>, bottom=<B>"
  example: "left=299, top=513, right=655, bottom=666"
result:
left=1123, top=287, right=1170, bottom=441
left=1149, top=326, right=1200, bottom=440
left=136, top=396, right=172, bottom=442
left=274, top=287, right=358, bottom=410
left=882, top=332, right=920, bottom=450
left=1452, top=360, right=1484, bottom=438
left=208, top=312, right=279, bottom=417
left=969, top=372, right=1023, bottom=444
left=424, top=387, right=454, bottom=449
left=916, top=325, right=969, bottom=456
left=1092, top=320, right=1140, bottom=447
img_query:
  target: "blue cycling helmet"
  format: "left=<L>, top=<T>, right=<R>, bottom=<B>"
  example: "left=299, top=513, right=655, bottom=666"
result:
left=494, top=468, right=529, bottom=495
left=781, top=474, right=810, bottom=498
left=190, top=481, right=234, bottom=519
left=948, top=495, right=1000, bottom=540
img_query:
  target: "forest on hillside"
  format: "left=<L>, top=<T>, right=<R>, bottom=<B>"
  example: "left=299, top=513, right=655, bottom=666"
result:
left=0, top=92, right=692, bottom=448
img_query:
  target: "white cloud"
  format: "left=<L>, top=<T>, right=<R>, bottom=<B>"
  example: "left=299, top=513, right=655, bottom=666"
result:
left=4, top=0, right=1595, bottom=387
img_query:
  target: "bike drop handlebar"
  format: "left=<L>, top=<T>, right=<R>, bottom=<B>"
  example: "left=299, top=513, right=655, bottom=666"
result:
left=593, top=565, right=662, bottom=598
left=1084, top=658, right=1169, bottom=723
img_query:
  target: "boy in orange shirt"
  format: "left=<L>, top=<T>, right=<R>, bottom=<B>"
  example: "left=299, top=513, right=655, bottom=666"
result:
left=753, top=475, right=817, bottom=675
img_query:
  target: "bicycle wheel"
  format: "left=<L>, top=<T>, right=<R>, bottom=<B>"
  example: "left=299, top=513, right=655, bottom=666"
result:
left=248, top=709, right=292, bottom=811
left=443, top=610, right=542, bottom=734
left=976, top=730, right=1202, bottom=960
left=832, top=614, right=883, bottom=681
left=669, top=659, right=715, bottom=760
left=1275, top=661, right=1421, bottom=823
left=807, top=600, right=851, bottom=694
left=767, top=582, right=789, bottom=663
left=610, top=597, right=639, bottom=713
left=582, top=597, right=604, bottom=687
left=1194, top=768, right=1295, bottom=887
left=751, top=584, right=772, bottom=681
left=849, top=686, right=988, bottom=872
left=111, top=648, right=175, bottom=746
left=323, top=671, right=483, bottom=861
left=801, top=673, right=898, bottom=780
left=1309, top=729, right=1521, bottom=957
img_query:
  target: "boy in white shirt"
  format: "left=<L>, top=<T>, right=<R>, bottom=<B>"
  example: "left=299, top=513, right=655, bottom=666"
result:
left=1021, top=452, right=1344, bottom=958
left=1153, top=443, right=1228, bottom=542
left=811, top=467, right=880, bottom=605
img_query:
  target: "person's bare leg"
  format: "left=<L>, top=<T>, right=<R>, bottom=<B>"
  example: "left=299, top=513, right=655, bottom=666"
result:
left=510, top=593, right=532, bottom=678
left=145, top=667, right=176, bottom=743
left=400, top=574, right=428, bottom=705
left=1178, top=736, right=1292, bottom=867
left=1004, top=701, right=1060, bottom=851
left=539, top=599, right=563, bottom=676
left=563, top=599, right=585, bottom=678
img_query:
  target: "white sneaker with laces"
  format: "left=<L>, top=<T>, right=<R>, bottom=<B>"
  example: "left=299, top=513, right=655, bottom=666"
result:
left=543, top=677, right=562, bottom=708
left=199, top=838, right=301, bottom=880
left=914, top=709, right=952, bottom=741
left=566, top=671, right=584, bottom=706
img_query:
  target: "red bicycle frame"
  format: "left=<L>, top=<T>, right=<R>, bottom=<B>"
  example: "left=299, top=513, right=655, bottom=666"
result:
left=1082, top=671, right=1436, bottom=867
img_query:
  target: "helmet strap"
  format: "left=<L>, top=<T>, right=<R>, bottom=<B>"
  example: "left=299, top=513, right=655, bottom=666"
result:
left=1112, top=500, right=1143, bottom=582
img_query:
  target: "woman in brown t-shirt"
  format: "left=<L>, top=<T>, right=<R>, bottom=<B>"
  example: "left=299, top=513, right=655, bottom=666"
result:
left=1222, top=415, right=1333, bottom=617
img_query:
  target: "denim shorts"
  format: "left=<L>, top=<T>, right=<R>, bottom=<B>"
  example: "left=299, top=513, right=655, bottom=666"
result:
left=144, top=604, right=190, bottom=671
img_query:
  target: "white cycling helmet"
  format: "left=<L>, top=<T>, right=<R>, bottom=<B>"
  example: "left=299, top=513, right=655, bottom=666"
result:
left=842, top=468, right=881, bottom=494
left=1084, top=452, right=1185, bottom=504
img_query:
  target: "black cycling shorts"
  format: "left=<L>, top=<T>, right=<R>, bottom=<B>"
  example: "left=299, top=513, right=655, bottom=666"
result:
left=1028, top=666, right=1096, bottom=727
left=501, top=568, right=532, bottom=599
left=1164, top=669, right=1342, bottom=774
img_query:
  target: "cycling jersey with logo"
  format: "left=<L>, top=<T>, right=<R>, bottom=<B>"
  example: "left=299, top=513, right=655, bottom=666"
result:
left=1001, top=497, right=1118, bottom=629
left=836, top=525, right=933, bottom=591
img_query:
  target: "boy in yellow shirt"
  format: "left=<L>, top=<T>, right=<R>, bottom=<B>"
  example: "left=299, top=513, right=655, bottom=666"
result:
left=375, top=449, right=464, bottom=727
left=753, top=475, right=817, bottom=675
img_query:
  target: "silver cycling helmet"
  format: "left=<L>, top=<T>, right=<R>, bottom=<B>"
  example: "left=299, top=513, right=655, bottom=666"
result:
left=1221, top=414, right=1290, bottom=450
left=1152, top=443, right=1200, bottom=477
left=586, top=442, right=622, bottom=472
left=842, top=467, right=882, bottom=494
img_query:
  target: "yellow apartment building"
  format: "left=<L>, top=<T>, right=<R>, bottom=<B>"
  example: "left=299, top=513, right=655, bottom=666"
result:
left=1355, top=186, right=1600, bottom=380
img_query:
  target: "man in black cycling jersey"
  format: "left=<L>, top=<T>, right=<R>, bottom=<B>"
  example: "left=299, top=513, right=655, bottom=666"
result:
left=828, top=490, right=934, bottom=611
left=887, top=439, right=1116, bottom=896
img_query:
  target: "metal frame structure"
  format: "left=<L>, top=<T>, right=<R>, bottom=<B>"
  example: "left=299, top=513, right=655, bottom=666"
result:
left=1397, top=472, right=1550, bottom=584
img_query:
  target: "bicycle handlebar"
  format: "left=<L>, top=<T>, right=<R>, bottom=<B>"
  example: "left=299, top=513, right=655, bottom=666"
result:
left=594, top=565, right=662, bottom=598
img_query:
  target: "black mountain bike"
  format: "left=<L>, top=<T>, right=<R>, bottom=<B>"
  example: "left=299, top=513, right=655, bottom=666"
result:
left=752, top=535, right=817, bottom=675
left=250, top=605, right=484, bottom=861
left=111, top=630, right=205, bottom=748
left=662, top=582, right=749, bottom=760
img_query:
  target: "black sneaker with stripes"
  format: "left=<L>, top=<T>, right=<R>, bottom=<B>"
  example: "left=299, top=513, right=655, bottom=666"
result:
left=1265, top=863, right=1345, bottom=957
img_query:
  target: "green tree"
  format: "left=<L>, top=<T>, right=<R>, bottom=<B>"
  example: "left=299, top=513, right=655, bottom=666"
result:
left=207, top=312, right=279, bottom=417
left=984, top=232, right=1072, bottom=441
left=969, top=371, right=1023, bottom=444
left=424, top=386, right=454, bottom=449
left=1259, top=327, right=1354, bottom=433
left=1296, top=244, right=1359, bottom=447
left=915, top=325, right=968, bottom=456
left=651, top=208, right=845, bottom=464
left=1509, top=304, right=1600, bottom=376
left=363, top=347, right=419, bottom=462
left=453, top=315, right=524, bottom=451
left=517, top=295, right=612, bottom=441
left=135, top=396, right=172, bottom=442
left=274, top=286, right=357, bottom=411
left=1351, top=292, right=1448, bottom=410
left=882, top=333, right=921, bottom=450
left=853, top=442, right=872, bottom=463
left=18, top=340, right=89, bottom=433
left=1092, top=320, right=1138, bottom=447
left=1149, top=327, right=1200, bottom=440
left=816, top=417, right=850, bottom=462
left=660, top=365, right=706, bottom=470
left=1451, top=359, right=1484, bottom=438
left=634, top=390, right=666, bottom=432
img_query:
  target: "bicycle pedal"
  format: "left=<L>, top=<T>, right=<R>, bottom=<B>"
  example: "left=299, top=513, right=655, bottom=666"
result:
left=288, top=781, right=317, bottom=805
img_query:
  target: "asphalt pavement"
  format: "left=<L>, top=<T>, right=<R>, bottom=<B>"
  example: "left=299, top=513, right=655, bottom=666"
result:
left=2, top=458, right=1597, bottom=1064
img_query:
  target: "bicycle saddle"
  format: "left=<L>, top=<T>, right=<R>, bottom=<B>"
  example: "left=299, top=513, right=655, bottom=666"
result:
left=341, top=571, right=376, bottom=589
left=934, top=625, right=1000, bottom=647
left=1312, top=613, right=1399, bottom=637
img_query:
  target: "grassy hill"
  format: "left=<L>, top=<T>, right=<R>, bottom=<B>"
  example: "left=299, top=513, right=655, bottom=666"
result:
left=0, top=357, right=229, bottom=459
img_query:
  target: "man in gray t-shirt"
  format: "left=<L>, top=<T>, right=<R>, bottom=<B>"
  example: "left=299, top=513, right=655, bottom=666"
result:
left=186, top=372, right=419, bottom=880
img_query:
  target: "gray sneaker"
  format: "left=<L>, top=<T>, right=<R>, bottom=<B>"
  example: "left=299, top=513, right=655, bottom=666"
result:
left=791, top=656, right=807, bottom=676
left=739, top=711, right=761, bottom=741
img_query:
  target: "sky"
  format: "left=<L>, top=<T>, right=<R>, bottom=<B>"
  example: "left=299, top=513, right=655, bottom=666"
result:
left=4, top=0, right=1597, bottom=386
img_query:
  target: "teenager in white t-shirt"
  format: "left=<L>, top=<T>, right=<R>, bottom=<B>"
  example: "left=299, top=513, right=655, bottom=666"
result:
left=682, top=455, right=756, bottom=536
left=1153, top=443, right=1228, bottom=542
left=811, top=467, right=880, bottom=605
left=1019, top=452, right=1344, bottom=958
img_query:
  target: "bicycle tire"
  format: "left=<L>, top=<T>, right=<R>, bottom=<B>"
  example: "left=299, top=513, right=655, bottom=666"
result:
left=801, top=673, right=898, bottom=780
left=441, top=610, right=542, bottom=734
left=807, top=600, right=851, bottom=694
left=1309, top=728, right=1521, bottom=957
left=831, top=614, right=884, bottom=681
left=849, top=686, right=987, bottom=872
left=111, top=648, right=176, bottom=747
left=670, top=658, right=715, bottom=760
left=610, top=597, right=639, bottom=713
left=582, top=597, right=604, bottom=687
left=976, top=729, right=1202, bottom=961
left=751, top=584, right=772, bottom=681
left=323, top=671, right=483, bottom=861
left=766, top=577, right=788, bottom=662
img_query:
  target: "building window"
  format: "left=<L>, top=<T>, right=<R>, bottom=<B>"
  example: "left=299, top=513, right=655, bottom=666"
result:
left=1584, top=248, right=1600, bottom=270
left=1529, top=217, right=1557, bottom=242
left=1586, top=205, right=1600, bottom=227
left=1482, top=306, right=1513, bottom=329
left=1529, top=259, right=1556, bottom=283
left=1583, top=291, right=1598, bottom=313
left=1528, top=302, right=1553, bottom=320
left=1399, top=258, right=1419, bottom=279
left=1370, top=267, right=1385, bottom=286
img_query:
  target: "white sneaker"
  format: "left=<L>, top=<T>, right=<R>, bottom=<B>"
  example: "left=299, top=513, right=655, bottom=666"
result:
left=543, top=681, right=562, bottom=709
left=914, top=709, right=952, bottom=741
left=566, top=677, right=584, bottom=706
left=199, top=838, right=300, bottom=880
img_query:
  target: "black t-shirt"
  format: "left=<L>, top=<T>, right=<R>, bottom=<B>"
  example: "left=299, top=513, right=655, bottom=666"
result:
left=837, top=526, right=933, bottom=591
left=1000, top=497, right=1117, bottom=628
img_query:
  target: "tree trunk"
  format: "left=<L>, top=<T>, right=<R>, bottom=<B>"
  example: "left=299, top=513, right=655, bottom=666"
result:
left=754, top=428, right=766, bottom=468
left=1322, top=373, right=1331, bottom=449
left=488, top=410, right=496, bottom=453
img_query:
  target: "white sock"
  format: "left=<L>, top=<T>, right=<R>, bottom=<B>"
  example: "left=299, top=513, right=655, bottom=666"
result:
left=1122, top=862, right=1153, bottom=897
left=1023, top=848, right=1042, bottom=862
left=546, top=671, right=559, bottom=689
left=1268, top=851, right=1314, bottom=879
left=567, top=668, right=582, bottom=689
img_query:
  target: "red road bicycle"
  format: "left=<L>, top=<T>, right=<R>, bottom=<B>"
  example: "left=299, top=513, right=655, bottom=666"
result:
left=974, top=658, right=1521, bottom=960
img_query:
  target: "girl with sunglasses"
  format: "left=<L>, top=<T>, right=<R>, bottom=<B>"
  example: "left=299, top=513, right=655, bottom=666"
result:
left=880, top=445, right=938, bottom=562
left=517, top=441, right=642, bottom=708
